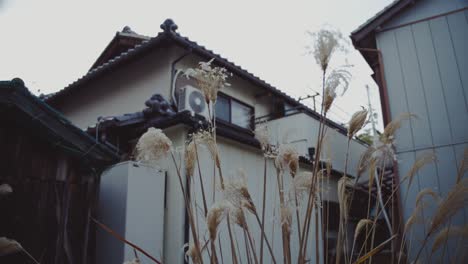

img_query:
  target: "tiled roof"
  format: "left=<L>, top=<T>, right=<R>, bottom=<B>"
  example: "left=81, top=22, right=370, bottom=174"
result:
left=0, top=78, right=120, bottom=166
left=45, top=19, right=366, bottom=144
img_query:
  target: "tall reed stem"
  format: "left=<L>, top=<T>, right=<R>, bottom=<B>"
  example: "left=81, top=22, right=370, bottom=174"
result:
left=260, top=157, right=268, bottom=264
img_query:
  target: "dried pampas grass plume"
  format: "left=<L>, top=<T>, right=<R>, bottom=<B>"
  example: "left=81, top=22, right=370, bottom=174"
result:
left=123, top=259, right=140, bottom=264
left=0, top=183, right=12, bottom=195
left=338, top=176, right=353, bottom=222
left=275, top=144, right=299, bottom=177
left=402, top=152, right=437, bottom=188
left=255, top=125, right=273, bottom=155
left=207, top=200, right=231, bottom=241
left=429, top=182, right=468, bottom=235
left=415, top=188, right=439, bottom=206
left=223, top=175, right=256, bottom=214
left=192, top=130, right=221, bottom=168
left=185, top=241, right=202, bottom=264
left=308, top=28, right=347, bottom=72
left=431, top=225, right=468, bottom=253
left=323, top=68, right=352, bottom=113
left=135, top=127, right=172, bottom=163
left=184, top=59, right=231, bottom=103
left=0, top=237, right=22, bottom=256
left=348, top=108, right=368, bottom=139
left=354, top=219, right=373, bottom=241
left=184, top=140, right=196, bottom=178
left=291, top=172, right=315, bottom=201
left=382, top=113, right=417, bottom=144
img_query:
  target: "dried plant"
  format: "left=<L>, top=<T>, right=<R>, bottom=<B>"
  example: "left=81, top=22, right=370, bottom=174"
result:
left=291, top=172, right=315, bottom=201
left=0, top=237, right=40, bottom=264
left=280, top=205, right=293, bottom=236
left=0, top=237, right=22, bottom=256
left=185, top=139, right=196, bottom=178
left=415, top=188, right=439, bottom=206
left=402, top=152, right=437, bottom=190
left=275, top=144, right=299, bottom=177
left=192, top=130, right=221, bottom=169
left=254, top=125, right=274, bottom=156
left=381, top=113, right=417, bottom=145
left=307, top=28, right=347, bottom=72
left=184, top=58, right=231, bottom=103
left=337, top=176, right=353, bottom=222
left=185, top=241, right=202, bottom=264
left=123, top=259, right=140, bottom=264
left=207, top=200, right=231, bottom=241
left=0, top=183, right=12, bottom=195
left=431, top=225, right=468, bottom=253
left=404, top=201, right=427, bottom=233
left=323, top=68, right=352, bottom=113
left=348, top=108, right=368, bottom=139
left=354, top=219, right=373, bottom=241
left=429, top=182, right=468, bottom=235
left=223, top=175, right=256, bottom=214
left=457, top=147, right=468, bottom=183
left=135, top=127, right=172, bottom=163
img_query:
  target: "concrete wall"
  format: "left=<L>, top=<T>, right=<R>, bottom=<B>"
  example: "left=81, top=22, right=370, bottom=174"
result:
left=56, top=46, right=175, bottom=129
left=266, top=113, right=369, bottom=182
left=376, top=0, right=468, bottom=261
left=96, top=162, right=166, bottom=264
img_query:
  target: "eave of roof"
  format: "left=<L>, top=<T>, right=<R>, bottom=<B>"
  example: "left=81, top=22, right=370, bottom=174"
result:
left=46, top=19, right=366, bottom=145
left=0, top=78, right=120, bottom=167
left=350, top=0, right=415, bottom=44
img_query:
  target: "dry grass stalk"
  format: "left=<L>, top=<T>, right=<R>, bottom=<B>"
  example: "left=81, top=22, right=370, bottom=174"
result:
left=207, top=200, right=231, bottom=241
left=123, top=259, right=140, bottom=264
left=431, top=225, right=468, bottom=253
left=404, top=202, right=427, bottom=233
left=415, top=188, right=439, bottom=206
left=184, top=58, right=231, bottom=103
left=402, top=152, right=437, bottom=187
left=354, top=219, right=373, bottom=241
left=357, top=147, right=376, bottom=178
left=275, top=144, right=299, bottom=177
left=192, top=130, right=220, bottom=168
left=323, top=68, right=352, bottom=113
left=185, top=139, right=196, bottom=178
left=280, top=205, right=293, bottom=237
left=135, top=127, right=172, bottom=163
left=348, top=108, right=368, bottom=139
left=338, top=176, right=353, bottom=222
left=0, top=183, right=12, bottom=195
left=429, top=183, right=468, bottom=235
left=381, top=113, right=417, bottom=144
left=223, top=175, right=256, bottom=214
left=456, top=147, right=468, bottom=183
left=185, top=241, right=202, bottom=264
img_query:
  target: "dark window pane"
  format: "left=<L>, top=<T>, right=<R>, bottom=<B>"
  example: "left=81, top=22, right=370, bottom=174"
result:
left=232, top=100, right=252, bottom=129
left=215, top=95, right=230, bottom=122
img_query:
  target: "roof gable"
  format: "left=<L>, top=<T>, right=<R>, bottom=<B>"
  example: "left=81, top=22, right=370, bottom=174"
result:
left=0, top=78, right=119, bottom=166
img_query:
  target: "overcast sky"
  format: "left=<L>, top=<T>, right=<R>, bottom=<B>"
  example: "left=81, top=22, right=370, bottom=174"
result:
left=0, top=0, right=393, bottom=129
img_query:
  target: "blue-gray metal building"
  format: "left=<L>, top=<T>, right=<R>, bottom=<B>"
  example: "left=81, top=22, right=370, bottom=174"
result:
left=352, top=0, right=468, bottom=262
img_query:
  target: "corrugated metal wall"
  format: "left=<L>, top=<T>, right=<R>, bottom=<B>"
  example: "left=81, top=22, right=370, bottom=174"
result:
left=376, top=1, right=468, bottom=262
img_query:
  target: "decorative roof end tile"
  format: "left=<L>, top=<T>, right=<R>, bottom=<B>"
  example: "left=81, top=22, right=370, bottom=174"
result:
left=160, top=19, right=178, bottom=33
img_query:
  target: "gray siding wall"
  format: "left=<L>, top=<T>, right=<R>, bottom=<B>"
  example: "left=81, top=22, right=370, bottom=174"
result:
left=376, top=1, right=468, bottom=262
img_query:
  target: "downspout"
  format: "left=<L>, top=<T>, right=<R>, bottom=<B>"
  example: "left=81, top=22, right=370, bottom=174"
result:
left=169, top=47, right=193, bottom=264
left=356, top=47, right=405, bottom=259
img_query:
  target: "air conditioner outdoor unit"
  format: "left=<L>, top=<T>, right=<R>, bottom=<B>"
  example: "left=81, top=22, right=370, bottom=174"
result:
left=178, top=85, right=210, bottom=120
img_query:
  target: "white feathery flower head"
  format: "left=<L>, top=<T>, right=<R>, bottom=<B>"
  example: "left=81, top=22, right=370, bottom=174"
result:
left=135, top=127, right=172, bottom=163
left=308, top=28, right=348, bottom=72
left=207, top=200, right=233, bottom=241
left=275, top=144, right=299, bottom=177
left=223, top=172, right=256, bottom=214
left=184, top=59, right=231, bottom=103
left=0, top=183, right=13, bottom=195
left=184, top=241, right=201, bottom=264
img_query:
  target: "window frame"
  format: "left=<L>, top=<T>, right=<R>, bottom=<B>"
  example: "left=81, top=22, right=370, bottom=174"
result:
left=215, top=92, right=255, bottom=130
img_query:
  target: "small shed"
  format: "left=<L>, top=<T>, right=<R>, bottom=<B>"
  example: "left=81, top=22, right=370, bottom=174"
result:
left=0, top=79, right=119, bottom=264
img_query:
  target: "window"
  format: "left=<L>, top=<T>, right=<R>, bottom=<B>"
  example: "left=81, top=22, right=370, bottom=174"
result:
left=214, top=93, right=254, bottom=129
